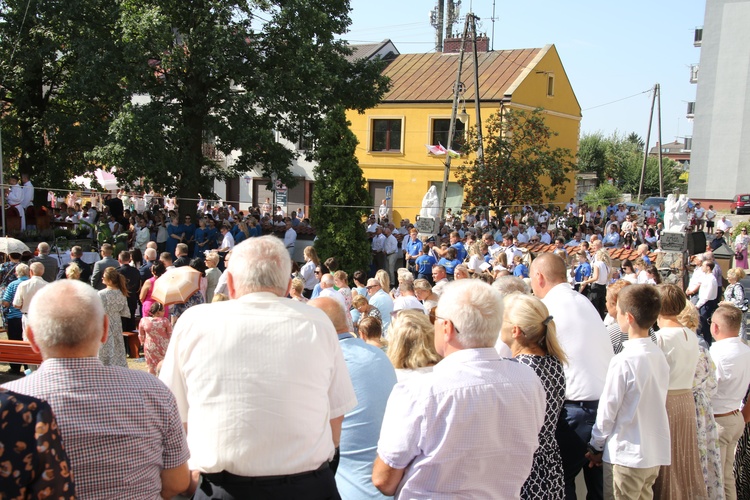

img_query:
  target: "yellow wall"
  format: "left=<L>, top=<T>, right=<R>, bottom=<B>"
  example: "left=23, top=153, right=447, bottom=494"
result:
left=347, top=45, right=581, bottom=225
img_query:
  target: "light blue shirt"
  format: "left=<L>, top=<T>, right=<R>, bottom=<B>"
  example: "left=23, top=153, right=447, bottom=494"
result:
left=369, top=289, right=394, bottom=334
left=336, top=334, right=397, bottom=499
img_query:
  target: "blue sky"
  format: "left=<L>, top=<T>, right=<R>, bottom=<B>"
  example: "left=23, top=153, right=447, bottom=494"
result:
left=346, top=0, right=706, bottom=146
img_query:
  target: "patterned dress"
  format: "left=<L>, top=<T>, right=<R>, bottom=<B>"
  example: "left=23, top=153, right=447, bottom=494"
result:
left=0, top=388, right=75, bottom=498
left=516, top=354, right=566, bottom=499
left=98, top=288, right=129, bottom=367
left=692, top=345, right=724, bottom=499
left=138, top=316, right=172, bottom=374
left=735, top=386, right=750, bottom=500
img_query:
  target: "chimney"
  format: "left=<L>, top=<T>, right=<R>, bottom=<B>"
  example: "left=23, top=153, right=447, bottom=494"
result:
left=442, top=35, right=490, bottom=53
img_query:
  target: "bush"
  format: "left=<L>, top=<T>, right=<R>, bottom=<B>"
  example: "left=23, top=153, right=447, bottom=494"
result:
left=584, top=183, right=621, bottom=207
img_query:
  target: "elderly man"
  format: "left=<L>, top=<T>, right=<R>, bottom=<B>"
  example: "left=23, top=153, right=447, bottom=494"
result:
left=159, top=236, right=356, bottom=499
left=173, top=243, right=191, bottom=268
left=283, top=217, right=297, bottom=260
left=2, top=263, right=29, bottom=374
left=319, top=273, right=346, bottom=309
left=529, top=253, right=614, bottom=500
left=310, top=297, right=397, bottom=499
left=90, top=243, right=118, bottom=290
left=367, top=277, right=394, bottom=333
left=373, top=279, right=545, bottom=497
left=3, top=280, right=190, bottom=499
left=13, top=262, right=47, bottom=332
left=709, top=304, right=750, bottom=500
left=56, top=245, right=92, bottom=282
left=30, top=242, right=59, bottom=282
left=140, top=247, right=157, bottom=284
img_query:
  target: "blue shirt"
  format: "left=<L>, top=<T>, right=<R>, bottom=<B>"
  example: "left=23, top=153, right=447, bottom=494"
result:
left=415, top=254, right=437, bottom=277
left=2, top=276, right=29, bottom=320
left=336, top=334, right=397, bottom=499
left=574, top=262, right=592, bottom=283
left=439, top=257, right=461, bottom=276
left=513, top=263, right=529, bottom=278
left=405, top=238, right=423, bottom=257
left=451, top=242, right=467, bottom=262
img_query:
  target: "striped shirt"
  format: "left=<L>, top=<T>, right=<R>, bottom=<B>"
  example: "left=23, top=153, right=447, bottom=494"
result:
left=2, top=276, right=28, bottom=319
left=3, top=357, right=189, bottom=500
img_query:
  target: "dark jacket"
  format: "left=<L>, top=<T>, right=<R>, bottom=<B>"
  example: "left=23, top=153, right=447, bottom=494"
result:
left=117, top=264, right=142, bottom=298
left=57, top=258, right=92, bottom=283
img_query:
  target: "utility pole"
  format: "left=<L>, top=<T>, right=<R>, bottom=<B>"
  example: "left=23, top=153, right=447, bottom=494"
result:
left=470, top=14, right=485, bottom=171
left=638, top=84, right=658, bottom=202
left=439, top=14, right=471, bottom=220
left=656, top=83, right=663, bottom=196
left=436, top=0, right=445, bottom=52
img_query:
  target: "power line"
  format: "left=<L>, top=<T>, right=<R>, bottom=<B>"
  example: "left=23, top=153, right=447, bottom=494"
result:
left=582, top=89, right=652, bottom=112
left=7, top=0, right=33, bottom=67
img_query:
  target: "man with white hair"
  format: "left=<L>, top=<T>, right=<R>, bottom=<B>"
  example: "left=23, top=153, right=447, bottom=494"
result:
left=319, top=273, right=346, bottom=309
left=140, top=247, right=158, bottom=284
left=373, top=280, right=545, bottom=497
left=30, top=242, right=59, bottom=282
left=159, top=236, right=356, bottom=499
left=13, top=262, right=48, bottom=333
left=3, top=280, right=190, bottom=499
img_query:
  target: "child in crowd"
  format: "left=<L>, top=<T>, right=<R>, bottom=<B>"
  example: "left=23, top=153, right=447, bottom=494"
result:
left=137, top=301, right=172, bottom=375
left=512, top=255, right=529, bottom=278
left=586, top=284, right=671, bottom=499
left=437, top=247, right=461, bottom=280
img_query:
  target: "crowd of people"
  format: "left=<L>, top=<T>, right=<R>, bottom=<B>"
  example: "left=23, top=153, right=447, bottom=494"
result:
left=1, top=192, right=750, bottom=500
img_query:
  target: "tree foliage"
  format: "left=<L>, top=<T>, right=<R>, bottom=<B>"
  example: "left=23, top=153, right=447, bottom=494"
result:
left=456, top=107, right=575, bottom=210
left=311, top=106, right=371, bottom=275
left=577, top=131, right=681, bottom=198
left=0, top=0, right=127, bottom=199
left=584, top=183, right=621, bottom=207
left=92, top=0, right=390, bottom=202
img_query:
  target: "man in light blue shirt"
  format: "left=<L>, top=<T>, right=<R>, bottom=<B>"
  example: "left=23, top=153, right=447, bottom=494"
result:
left=311, top=297, right=397, bottom=499
left=367, top=278, right=394, bottom=333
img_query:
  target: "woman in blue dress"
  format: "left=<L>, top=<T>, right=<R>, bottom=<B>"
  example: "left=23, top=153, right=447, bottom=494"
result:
left=193, top=217, right=208, bottom=258
left=165, top=215, right=185, bottom=258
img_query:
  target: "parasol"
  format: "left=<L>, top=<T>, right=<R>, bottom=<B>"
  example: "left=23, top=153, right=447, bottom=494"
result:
left=150, top=267, right=201, bottom=306
left=0, top=237, right=31, bottom=255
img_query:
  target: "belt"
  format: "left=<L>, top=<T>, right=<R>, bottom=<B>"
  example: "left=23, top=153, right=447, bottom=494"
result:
left=715, top=409, right=740, bottom=418
left=386, top=252, right=395, bottom=256
left=203, top=462, right=329, bottom=485
left=564, top=400, right=599, bottom=409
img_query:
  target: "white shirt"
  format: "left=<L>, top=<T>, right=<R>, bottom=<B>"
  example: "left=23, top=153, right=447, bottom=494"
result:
left=393, top=295, right=424, bottom=312
left=540, top=233, right=552, bottom=245
left=377, top=348, right=545, bottom=499
left=695, top=273, right=718, bottom=309
left=384, top=235, right=398, bottom=255
left=159, top=294, right=357, bottom=475
left=590, top=338, right=671, bottom=468
left=709, top=337, right=750, bottom=414
left=21, top=181, right=33, bottom=208
left=371, top=234, right=385, bottom=252
left=220, top=231, right=235, bottom=251
left=717, top=218, right=733, bottom=233
left=655, top=326, right=700, bottom=390
left=395, top=366, right=433, bottom=384
left=300, top=260, right=318, bottom=290
left=695, top=207, right=705, bottom=220
left=541, top=283, right=614, bottom=401
left=284, top=227, right=297, bottom=248
left=12, top=276, right=48, bottom=313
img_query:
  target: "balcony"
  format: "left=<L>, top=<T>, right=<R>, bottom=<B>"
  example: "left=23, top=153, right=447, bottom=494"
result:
left=687, top=101, right=695, bottom=119
left=202, top=143, right=225, bottom=162
left=690, top=64, right=699, bottom=84
left=694, top=27, right=703, bottom=47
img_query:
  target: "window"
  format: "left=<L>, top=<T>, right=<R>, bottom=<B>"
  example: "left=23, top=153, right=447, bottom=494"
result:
left=547, top=75, right=555, bottom=97
left=431, top=119, right=465, bottom=152
left=371, top=119, right=402, bottom=152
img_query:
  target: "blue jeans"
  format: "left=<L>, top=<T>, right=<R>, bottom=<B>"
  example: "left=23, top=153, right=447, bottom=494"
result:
left=556, top=401, right=603, bottom=500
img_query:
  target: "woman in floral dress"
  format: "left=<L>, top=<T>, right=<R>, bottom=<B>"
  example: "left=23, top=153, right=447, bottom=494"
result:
left=501, top=292, right=566, bottom=499
left=138, top=301, right=172, bottom=375
left=98, top=267, right=129, bottom=367
left=734, top=227, right=750, bottom=269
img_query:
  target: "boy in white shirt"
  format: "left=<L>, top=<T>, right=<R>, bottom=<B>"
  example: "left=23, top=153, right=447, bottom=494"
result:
left=586, top=284, right=671, bottom=499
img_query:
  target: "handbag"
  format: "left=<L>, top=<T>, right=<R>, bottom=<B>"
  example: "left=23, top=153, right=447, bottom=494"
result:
left=736, top=251, right=743, bottom=260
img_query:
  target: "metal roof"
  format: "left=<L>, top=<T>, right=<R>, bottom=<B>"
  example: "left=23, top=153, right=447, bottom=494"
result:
left=380, top=48, right=543, bottom=102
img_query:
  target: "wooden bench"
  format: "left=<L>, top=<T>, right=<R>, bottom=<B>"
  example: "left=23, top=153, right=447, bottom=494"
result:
left=123, top=331, right=141, bottom=359
left=0, top=340, right=42, bottom=365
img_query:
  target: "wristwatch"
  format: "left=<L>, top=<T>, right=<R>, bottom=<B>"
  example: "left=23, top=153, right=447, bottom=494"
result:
left=587, top=443, right=602, bottom=456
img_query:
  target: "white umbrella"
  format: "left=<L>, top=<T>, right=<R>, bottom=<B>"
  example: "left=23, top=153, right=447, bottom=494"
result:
left=0, top=237, right=30, bottom=255
left=150, top=267, right=201, bottom=306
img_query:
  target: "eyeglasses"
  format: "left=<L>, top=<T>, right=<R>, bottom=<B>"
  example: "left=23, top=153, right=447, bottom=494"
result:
left=366, top=285, right=378, bottom=290
left=429, top=312, right=460, bottom=333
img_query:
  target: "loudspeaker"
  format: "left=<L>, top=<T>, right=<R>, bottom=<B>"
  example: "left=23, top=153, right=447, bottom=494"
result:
left=687, top=232, right=706, bottom=256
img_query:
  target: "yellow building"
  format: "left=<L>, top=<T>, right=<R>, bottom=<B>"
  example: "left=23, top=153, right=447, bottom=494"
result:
left=346, top=42, right=581, bottom=225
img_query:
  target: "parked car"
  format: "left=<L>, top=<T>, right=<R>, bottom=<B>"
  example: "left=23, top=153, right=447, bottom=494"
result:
left=731, top=194, right=750, bottom=214
left=642, top=196, right=667, bottom=212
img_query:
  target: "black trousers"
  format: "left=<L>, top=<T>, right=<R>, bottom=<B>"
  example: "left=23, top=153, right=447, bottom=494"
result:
left=196, top=464, right=340, bottom=500
left=6, top=316, right=23, bottom=373
left=587, top=284, right=607, bottom=320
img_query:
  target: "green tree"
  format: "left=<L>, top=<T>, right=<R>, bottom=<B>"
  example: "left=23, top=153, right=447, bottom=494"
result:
left=456, top=107, right=575, bottom=211
left=584, top=183, right=621, bottom=207
left=311, top=106, right=371, bottom=274
left=0, top=0, right=127, bottom=199
left=94, top=0, right=389, bottom=203
left=578, top=132, right=613, bottom=185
